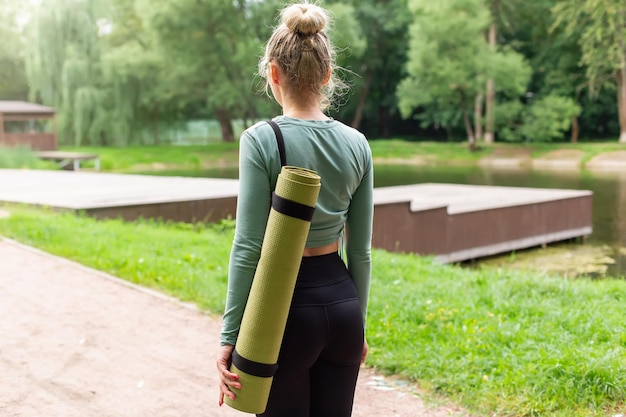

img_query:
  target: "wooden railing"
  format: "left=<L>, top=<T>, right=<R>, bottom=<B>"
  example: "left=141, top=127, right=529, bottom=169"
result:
left=0, top=133, right=57, bottom=151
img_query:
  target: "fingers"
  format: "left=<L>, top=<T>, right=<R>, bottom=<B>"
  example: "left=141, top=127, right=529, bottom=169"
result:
left=216, top=344, right=240, bottom=405
left=218, top=372, right=240, bottom=404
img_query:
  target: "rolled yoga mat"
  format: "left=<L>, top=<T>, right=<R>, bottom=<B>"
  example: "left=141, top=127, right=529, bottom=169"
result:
left=225, top=166, right=321, bottom=414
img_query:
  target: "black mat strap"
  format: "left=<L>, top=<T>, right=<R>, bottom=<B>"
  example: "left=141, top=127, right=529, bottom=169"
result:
left=231, top=349, right=278, bottom=378
left=267, top=120, right=286, bottom=167
left=272, top=192, right=315, bottom=221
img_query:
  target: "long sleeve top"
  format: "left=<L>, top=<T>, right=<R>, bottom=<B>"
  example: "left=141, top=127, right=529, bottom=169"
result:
left=220, top=116, right=373, bottom=346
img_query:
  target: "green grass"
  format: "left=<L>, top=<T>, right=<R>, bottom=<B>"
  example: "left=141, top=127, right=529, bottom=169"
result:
left=1, top=206, right=625, bottom=416
left=58, top=140, right=626, bottom=173
left=522, top=142, right=626, bottom=163
left=368, top=139, right=492, bottom=163
left=0, top=207, right=234, bottom=312
left=64, top=143, right=240, bottom=172
left=0, top=146, right=57, bottom=169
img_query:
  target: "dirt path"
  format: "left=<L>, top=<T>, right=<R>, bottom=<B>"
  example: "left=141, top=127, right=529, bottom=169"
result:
left=0, top=239, right=471, bottom=417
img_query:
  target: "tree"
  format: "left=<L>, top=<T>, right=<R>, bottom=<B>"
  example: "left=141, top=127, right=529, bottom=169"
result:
left=138, top=0, right=279, bottom=142
left=324, top=2, right=366, bottom=120
left=553, top=0, right=626, bottom=143
left=26, top=0, right=118, bottom=145
left=0, top=0, right=29, bottom=100
left=482, top=0, right=527, bottom=144
left=328, top=0, right=410, bottom=138
left=103, top=0, right=182, bottom=144
left=398, top=0, right=530, bottom=148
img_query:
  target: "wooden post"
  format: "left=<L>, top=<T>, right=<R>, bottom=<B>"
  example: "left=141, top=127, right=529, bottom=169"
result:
left=52, top=114, right=57, bottom=149
left=0, top=112, right=5, bottom=146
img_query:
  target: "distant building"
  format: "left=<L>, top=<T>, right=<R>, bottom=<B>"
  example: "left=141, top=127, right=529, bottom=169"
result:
left=0, top=101, right=57, bottom=151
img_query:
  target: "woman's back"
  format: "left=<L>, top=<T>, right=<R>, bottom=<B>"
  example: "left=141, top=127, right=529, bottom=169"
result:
left=240, top=116, right=372, bottom=247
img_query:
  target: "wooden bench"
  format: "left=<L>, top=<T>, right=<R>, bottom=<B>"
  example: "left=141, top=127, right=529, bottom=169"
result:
left=35, top=151, right=100, bottom=171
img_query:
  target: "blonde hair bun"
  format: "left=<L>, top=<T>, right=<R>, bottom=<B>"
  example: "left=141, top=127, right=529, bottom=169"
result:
left=282, top=3, right=328, bottom=35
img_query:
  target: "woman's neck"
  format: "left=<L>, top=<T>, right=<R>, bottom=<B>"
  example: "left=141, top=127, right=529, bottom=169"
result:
left=281, top=100, right=328, bottom=121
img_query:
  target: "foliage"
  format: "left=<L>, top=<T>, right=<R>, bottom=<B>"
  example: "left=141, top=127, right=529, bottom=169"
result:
left=329, top=0, right=411, bottom=138
left=0, top=147, right=55, bottom=169
left=552, top=0, right=626, bottom=89
left=138, top=0, right=282, bottom=142
left=26, top=0, right=112, bottom=145
left=0, top=0, right=29, bottom=100
left=521, top=95, right=582, bottom=142
left=495, top=95, right=581, bottom=143
left=552, top=0, right=626, bottom=142
left=398, top=0, right=531, bottom=145
left=493, top=100, right=525, bottom=142
left=16, top=0, right=626, bottom=144
left=1, top=207, right=626, bottom=416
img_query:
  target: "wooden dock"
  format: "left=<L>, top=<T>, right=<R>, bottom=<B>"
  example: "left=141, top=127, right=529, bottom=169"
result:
left=0, top=170, right=593, bottom=263
left=0, top=170, right=239, bottom=224
left=373, top=183, right=592, bottom=263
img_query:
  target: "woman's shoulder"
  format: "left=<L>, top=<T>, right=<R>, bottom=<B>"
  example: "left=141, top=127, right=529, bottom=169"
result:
left=239, top=121, right=279, bottom=150
left=329, top=119, right=368, bottom=143
left=333, top=121, right=370, bottom=154
left=242, top=120, right=274, bottom=138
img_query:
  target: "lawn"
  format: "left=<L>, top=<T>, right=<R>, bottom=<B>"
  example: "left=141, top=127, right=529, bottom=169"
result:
left=1, top=206, right=625, bottom=417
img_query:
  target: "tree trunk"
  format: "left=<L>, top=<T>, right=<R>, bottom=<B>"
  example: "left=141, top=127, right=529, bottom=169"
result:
left=153, top=110, right=160, bottom=146
left=460, top=90, right=476, bottom=151
left=474, top=91, right=483, bottom=142
left=351, top=72, right=373, bottom=130
left=570, top=116, right=579, bottom=143
left=484, top=22, right=496, bottom=144
left=618, top=65, right=626, bottom=143
left=379, top=106, right=392, bottom=138
left=215, top=108, right=235, bottom=142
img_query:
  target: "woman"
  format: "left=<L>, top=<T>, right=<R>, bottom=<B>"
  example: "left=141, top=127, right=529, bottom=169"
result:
left=217, top=3, right=373, bottom=416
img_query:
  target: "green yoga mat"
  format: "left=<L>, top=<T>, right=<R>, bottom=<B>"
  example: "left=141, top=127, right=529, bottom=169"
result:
left=225, top=166, right=321, bottom=414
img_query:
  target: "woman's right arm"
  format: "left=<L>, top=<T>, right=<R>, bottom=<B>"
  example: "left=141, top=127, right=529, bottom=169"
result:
left=345, top=143, right=374, bottom=328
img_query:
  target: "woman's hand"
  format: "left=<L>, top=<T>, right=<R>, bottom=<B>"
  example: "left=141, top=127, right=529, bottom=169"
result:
left=361, top=338, right=369, bottom=364
left=216, top=344, right=241, bottom=406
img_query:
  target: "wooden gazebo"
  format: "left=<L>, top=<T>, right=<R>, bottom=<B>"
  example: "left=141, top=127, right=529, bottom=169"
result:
left=0, top=101, right=57, bottom=151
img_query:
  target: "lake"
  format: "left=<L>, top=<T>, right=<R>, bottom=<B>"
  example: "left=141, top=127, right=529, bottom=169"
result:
left=145, top=164, right=626, bottom=277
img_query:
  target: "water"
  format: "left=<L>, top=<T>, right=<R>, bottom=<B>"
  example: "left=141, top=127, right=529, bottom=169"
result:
left=142, top=164, right=626, bottom=277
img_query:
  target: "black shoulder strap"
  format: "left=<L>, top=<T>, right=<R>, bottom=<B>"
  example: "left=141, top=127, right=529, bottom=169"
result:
left=267, top=120, right=286, bottom=167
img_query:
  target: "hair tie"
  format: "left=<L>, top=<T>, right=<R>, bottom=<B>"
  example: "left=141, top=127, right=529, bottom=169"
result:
left=302, top=38, right=314, bottom=52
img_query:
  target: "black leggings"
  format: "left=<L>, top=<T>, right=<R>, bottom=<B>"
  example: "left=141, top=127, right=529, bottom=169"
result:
left=258, top=253, right=364, bottom=417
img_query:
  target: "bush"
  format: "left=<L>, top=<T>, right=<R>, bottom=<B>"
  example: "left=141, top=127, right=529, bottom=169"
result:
left=520, top=95, right=581, bottom=142
left=494, top=100, right=525, bottom=142
left=0, top=146, right=48, bottom=168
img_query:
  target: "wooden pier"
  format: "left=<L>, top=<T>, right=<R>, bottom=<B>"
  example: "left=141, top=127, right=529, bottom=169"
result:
left=0, top=170, right=593, bottom=263
left=0, top=170, right=239, bottom=224
left=373, top=183, right=592, bottom=263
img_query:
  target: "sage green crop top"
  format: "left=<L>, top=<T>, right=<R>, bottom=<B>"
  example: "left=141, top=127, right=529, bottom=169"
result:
left=220, top=116, right=373, bottom=346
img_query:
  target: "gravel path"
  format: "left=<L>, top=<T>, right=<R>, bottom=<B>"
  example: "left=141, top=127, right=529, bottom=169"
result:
left=0, top=239, right=470, bottom=417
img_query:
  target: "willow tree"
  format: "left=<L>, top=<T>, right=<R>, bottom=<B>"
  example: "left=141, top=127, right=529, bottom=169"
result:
left=101, top=0, right=183, bottom=145
left=25, top=0, right=116, bottom=145
left=553, top=0, right=626, bottom=143
left=0, top=0, right=29, bottom=100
